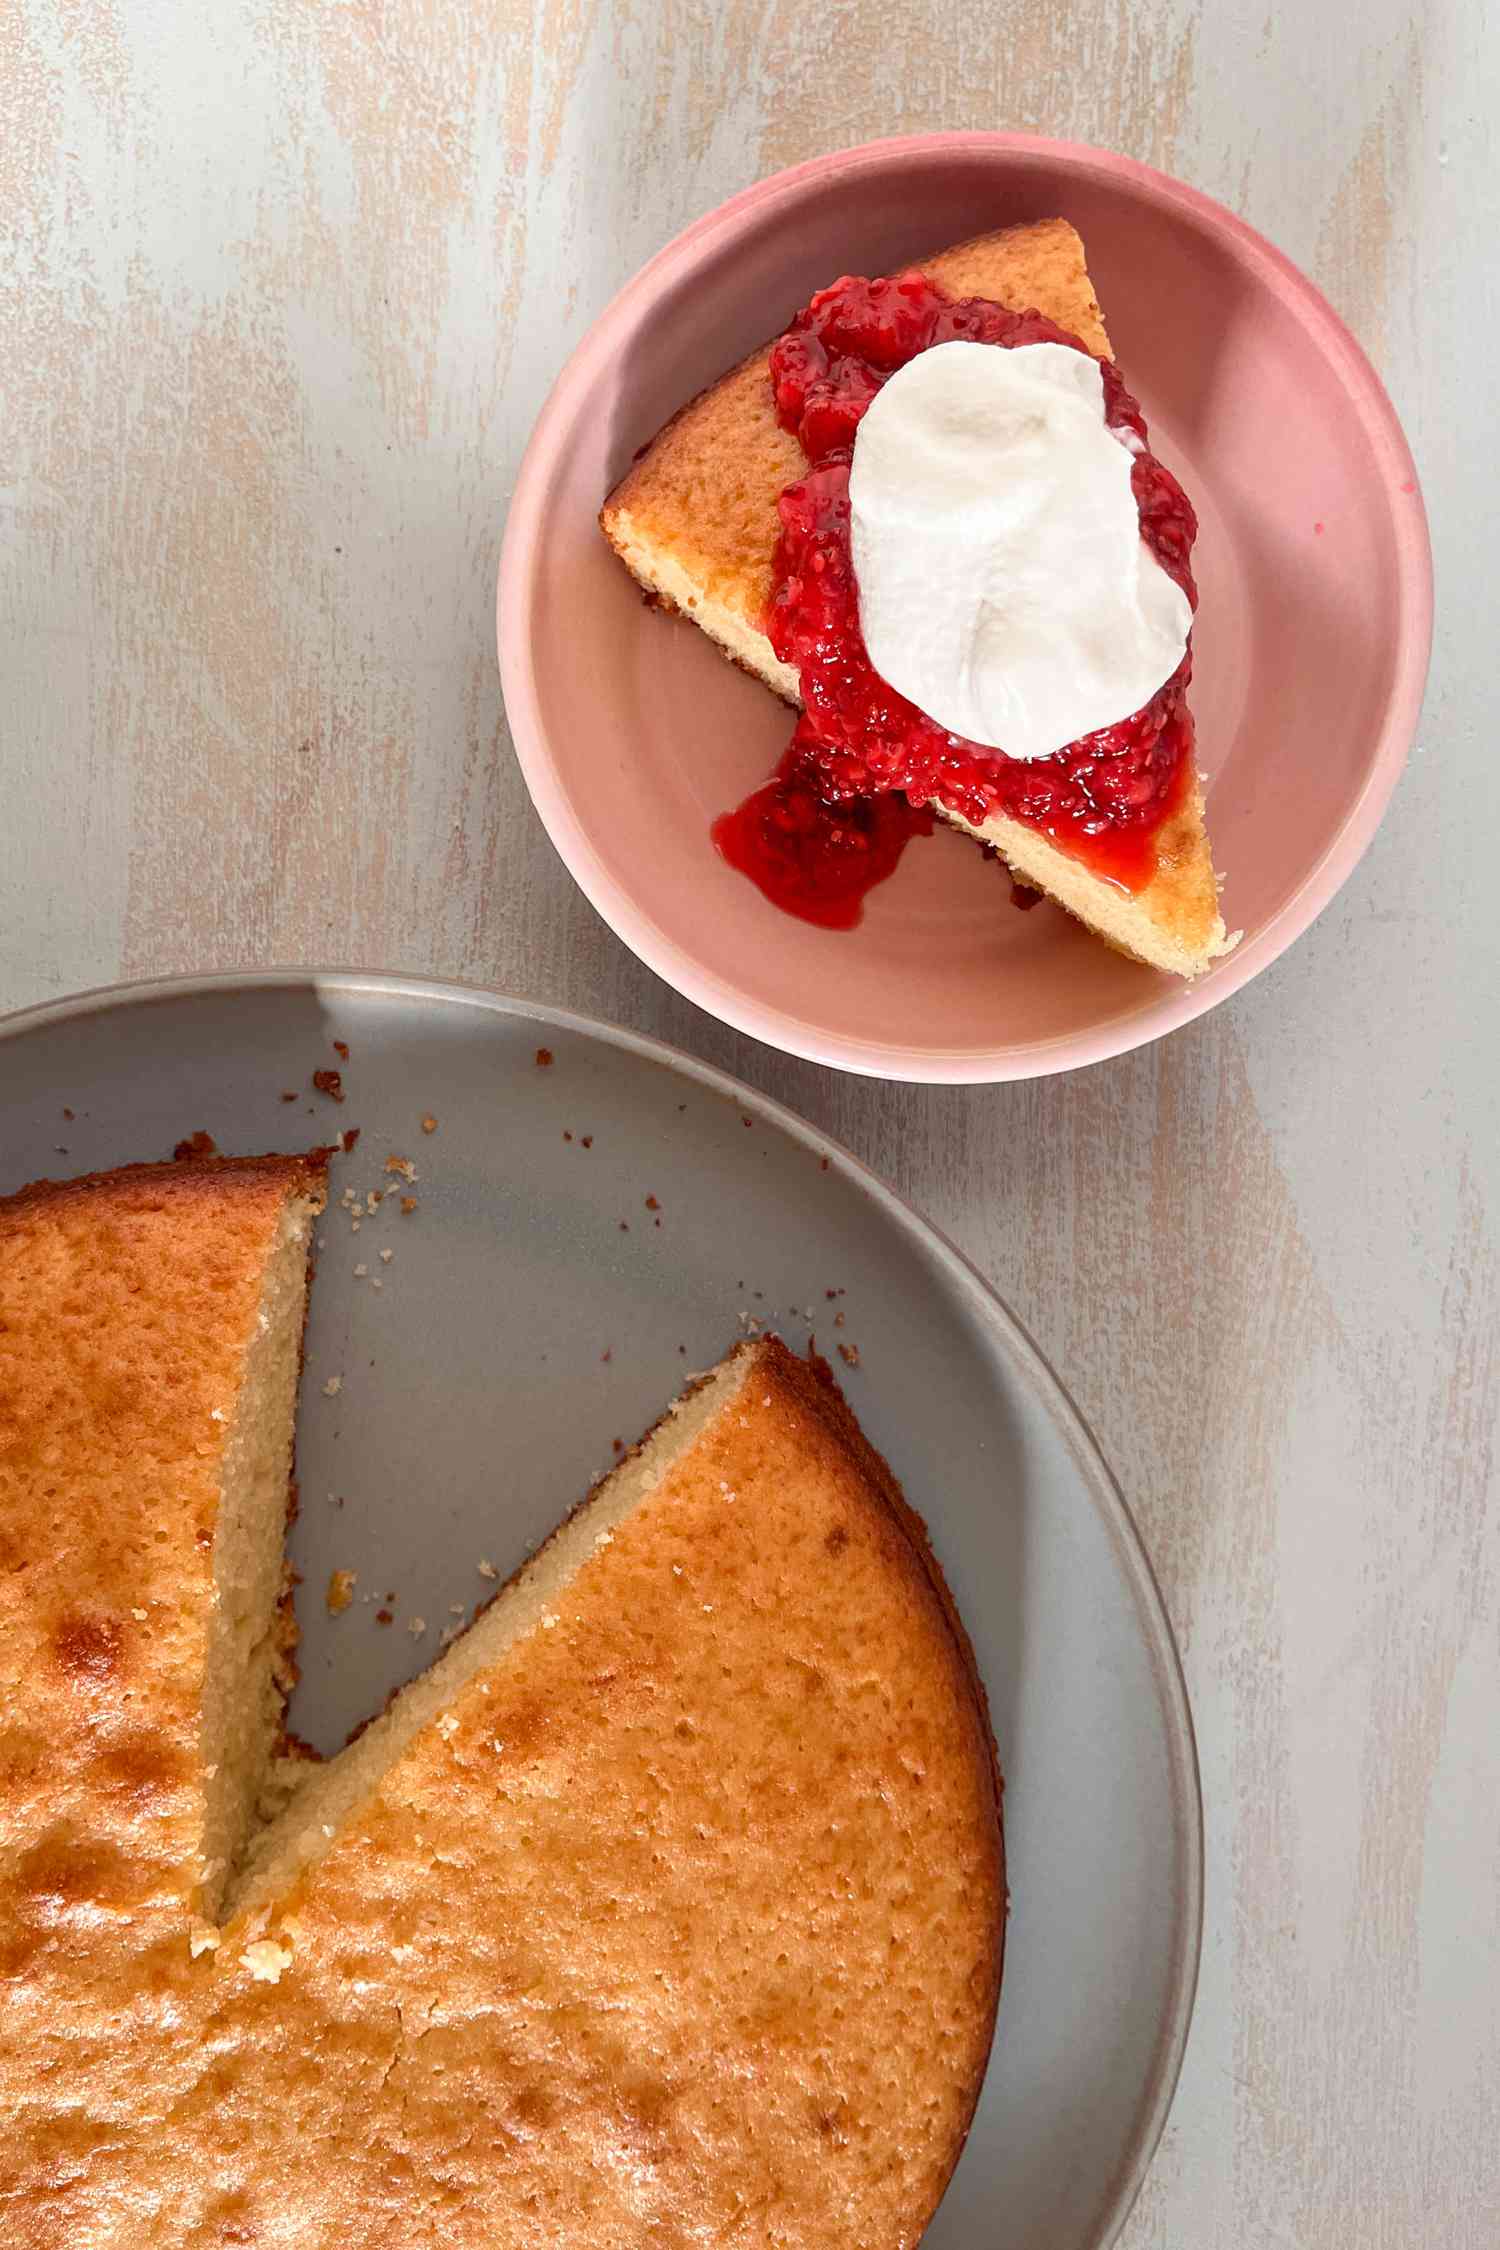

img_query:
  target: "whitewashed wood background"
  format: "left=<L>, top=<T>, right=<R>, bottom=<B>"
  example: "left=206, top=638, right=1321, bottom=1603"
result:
left=2, top=3, right=1496, bottom=2242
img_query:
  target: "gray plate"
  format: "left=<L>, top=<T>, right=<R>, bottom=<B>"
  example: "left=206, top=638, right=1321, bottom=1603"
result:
left=0, top=971, right=1200, bottom=2250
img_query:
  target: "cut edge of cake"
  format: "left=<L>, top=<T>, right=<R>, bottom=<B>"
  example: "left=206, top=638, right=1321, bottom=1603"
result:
left=600, top=218, right=1239, bottom=977
left=198, top=1163, right=327, bottom=1918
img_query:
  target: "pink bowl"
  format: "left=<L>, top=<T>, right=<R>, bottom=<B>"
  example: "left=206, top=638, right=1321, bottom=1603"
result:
left=499, top=134, right=1431, bottom=1083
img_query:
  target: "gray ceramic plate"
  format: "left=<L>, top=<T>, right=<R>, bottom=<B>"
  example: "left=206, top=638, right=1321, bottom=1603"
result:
left=0, top=971, right=1200, bottom=2250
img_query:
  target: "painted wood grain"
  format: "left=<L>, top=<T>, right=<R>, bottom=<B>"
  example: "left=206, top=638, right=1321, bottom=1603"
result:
left=1, top=2, right=1496, bottom=2243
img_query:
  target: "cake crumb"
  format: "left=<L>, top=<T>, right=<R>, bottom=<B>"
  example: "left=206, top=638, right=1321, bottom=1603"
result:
left=173, top=1130, right=217, bottom=1161
left=580, top=1135, right=592, bottom=1149
left=477, top=1558, right=497, bottom=1579
left=645, top=1194, right=660, bottom=1212
left=312, top=1069, right=344, bottom=1103
left=535, top=1047, right=553, bottom=1067
left=322, top=1375, right=342, bottom=1397
left=385, top=1155, right=417, bottom=1180
left=326, top=1570, right=357, bottom=1614
left=837, top=1342, right=861, bottom=1368
left=407, top=1616, right=426, bottom=1638
left=448, top=1603, right=465, bottom=1617
left=333, top=1040, right=349, bottom=1061
left=353, top=1263, right=368, bottom=1279
left=401, top=1196, right=418, bottom=1214
left=380, top=1248, right=393, bottom=1263
left=375, top=1608, right=393, bottom=1625
left=341, top=1127, right=361, bottom=1153
left=280, top=1090, right=298, bottom=1103
left=834, top=1310, right=846, bottom=1329
left=421, top=1113, right=438, bottom=1133
left=243, top=1938, right=293, bottom=1984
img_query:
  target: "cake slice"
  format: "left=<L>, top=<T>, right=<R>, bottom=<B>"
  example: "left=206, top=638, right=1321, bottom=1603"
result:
left=602, top=217, right=1236, bottom=976
left=0, top=1147, right=1003, bottom=2250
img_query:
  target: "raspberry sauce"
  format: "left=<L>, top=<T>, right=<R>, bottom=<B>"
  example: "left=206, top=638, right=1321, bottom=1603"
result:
left=714, top=271, right=1199, bottom=923
left=711, top=746, right=933, bottom=930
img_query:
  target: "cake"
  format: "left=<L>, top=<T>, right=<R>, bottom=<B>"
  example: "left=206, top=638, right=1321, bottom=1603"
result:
left=0, top=1157, right=1003, bottom=2246
left=601, top=218, right=1236, bottom=976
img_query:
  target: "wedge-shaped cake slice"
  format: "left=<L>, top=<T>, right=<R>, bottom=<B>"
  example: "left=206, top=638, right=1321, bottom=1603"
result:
left=602, top=218, right=1236, bottom=976
left=0, top=1157, right=1002, bottom=2250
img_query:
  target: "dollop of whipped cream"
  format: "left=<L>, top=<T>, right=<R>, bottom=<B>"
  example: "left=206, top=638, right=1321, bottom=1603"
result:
left=848, top=340, right=1192, bottom=762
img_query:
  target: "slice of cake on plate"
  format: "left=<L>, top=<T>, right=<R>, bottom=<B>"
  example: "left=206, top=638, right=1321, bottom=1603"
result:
left=0, top=1155, right=1002, bottom=2246
left=602, top=218, right=1237, bottom=976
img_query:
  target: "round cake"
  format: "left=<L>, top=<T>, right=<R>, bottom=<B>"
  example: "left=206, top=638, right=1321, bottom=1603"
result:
left=0, top=1156, right=1004, bottom=2248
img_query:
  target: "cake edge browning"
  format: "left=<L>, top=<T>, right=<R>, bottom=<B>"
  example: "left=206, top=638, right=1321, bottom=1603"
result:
left=751, top=1338, right=1006, bottom=2204
left=0, top=1148, right=332, bottom=1227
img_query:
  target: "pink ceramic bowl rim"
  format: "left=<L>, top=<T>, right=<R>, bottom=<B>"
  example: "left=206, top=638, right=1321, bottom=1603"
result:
left=498, top=131, right=1434, bottom=1084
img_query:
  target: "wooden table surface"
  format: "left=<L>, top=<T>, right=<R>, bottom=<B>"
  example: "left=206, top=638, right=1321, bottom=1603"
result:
left=3, top=3, right=1496, bottom=2242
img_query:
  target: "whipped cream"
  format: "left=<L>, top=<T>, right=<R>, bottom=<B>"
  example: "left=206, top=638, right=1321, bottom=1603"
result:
left=848, top=340, right=1192, bottom=762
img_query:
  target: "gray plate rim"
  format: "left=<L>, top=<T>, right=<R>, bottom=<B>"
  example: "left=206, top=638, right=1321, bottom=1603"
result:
left=0, top=965, right=1203, bottom=2249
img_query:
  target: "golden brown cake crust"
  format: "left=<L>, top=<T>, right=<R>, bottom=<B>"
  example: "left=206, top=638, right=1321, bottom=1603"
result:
left=601, top=219, right=1235, bottom=975
left=602, top=218, right=1107, bottom=642
left=0, top=1268, right=1001, bottom=2249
